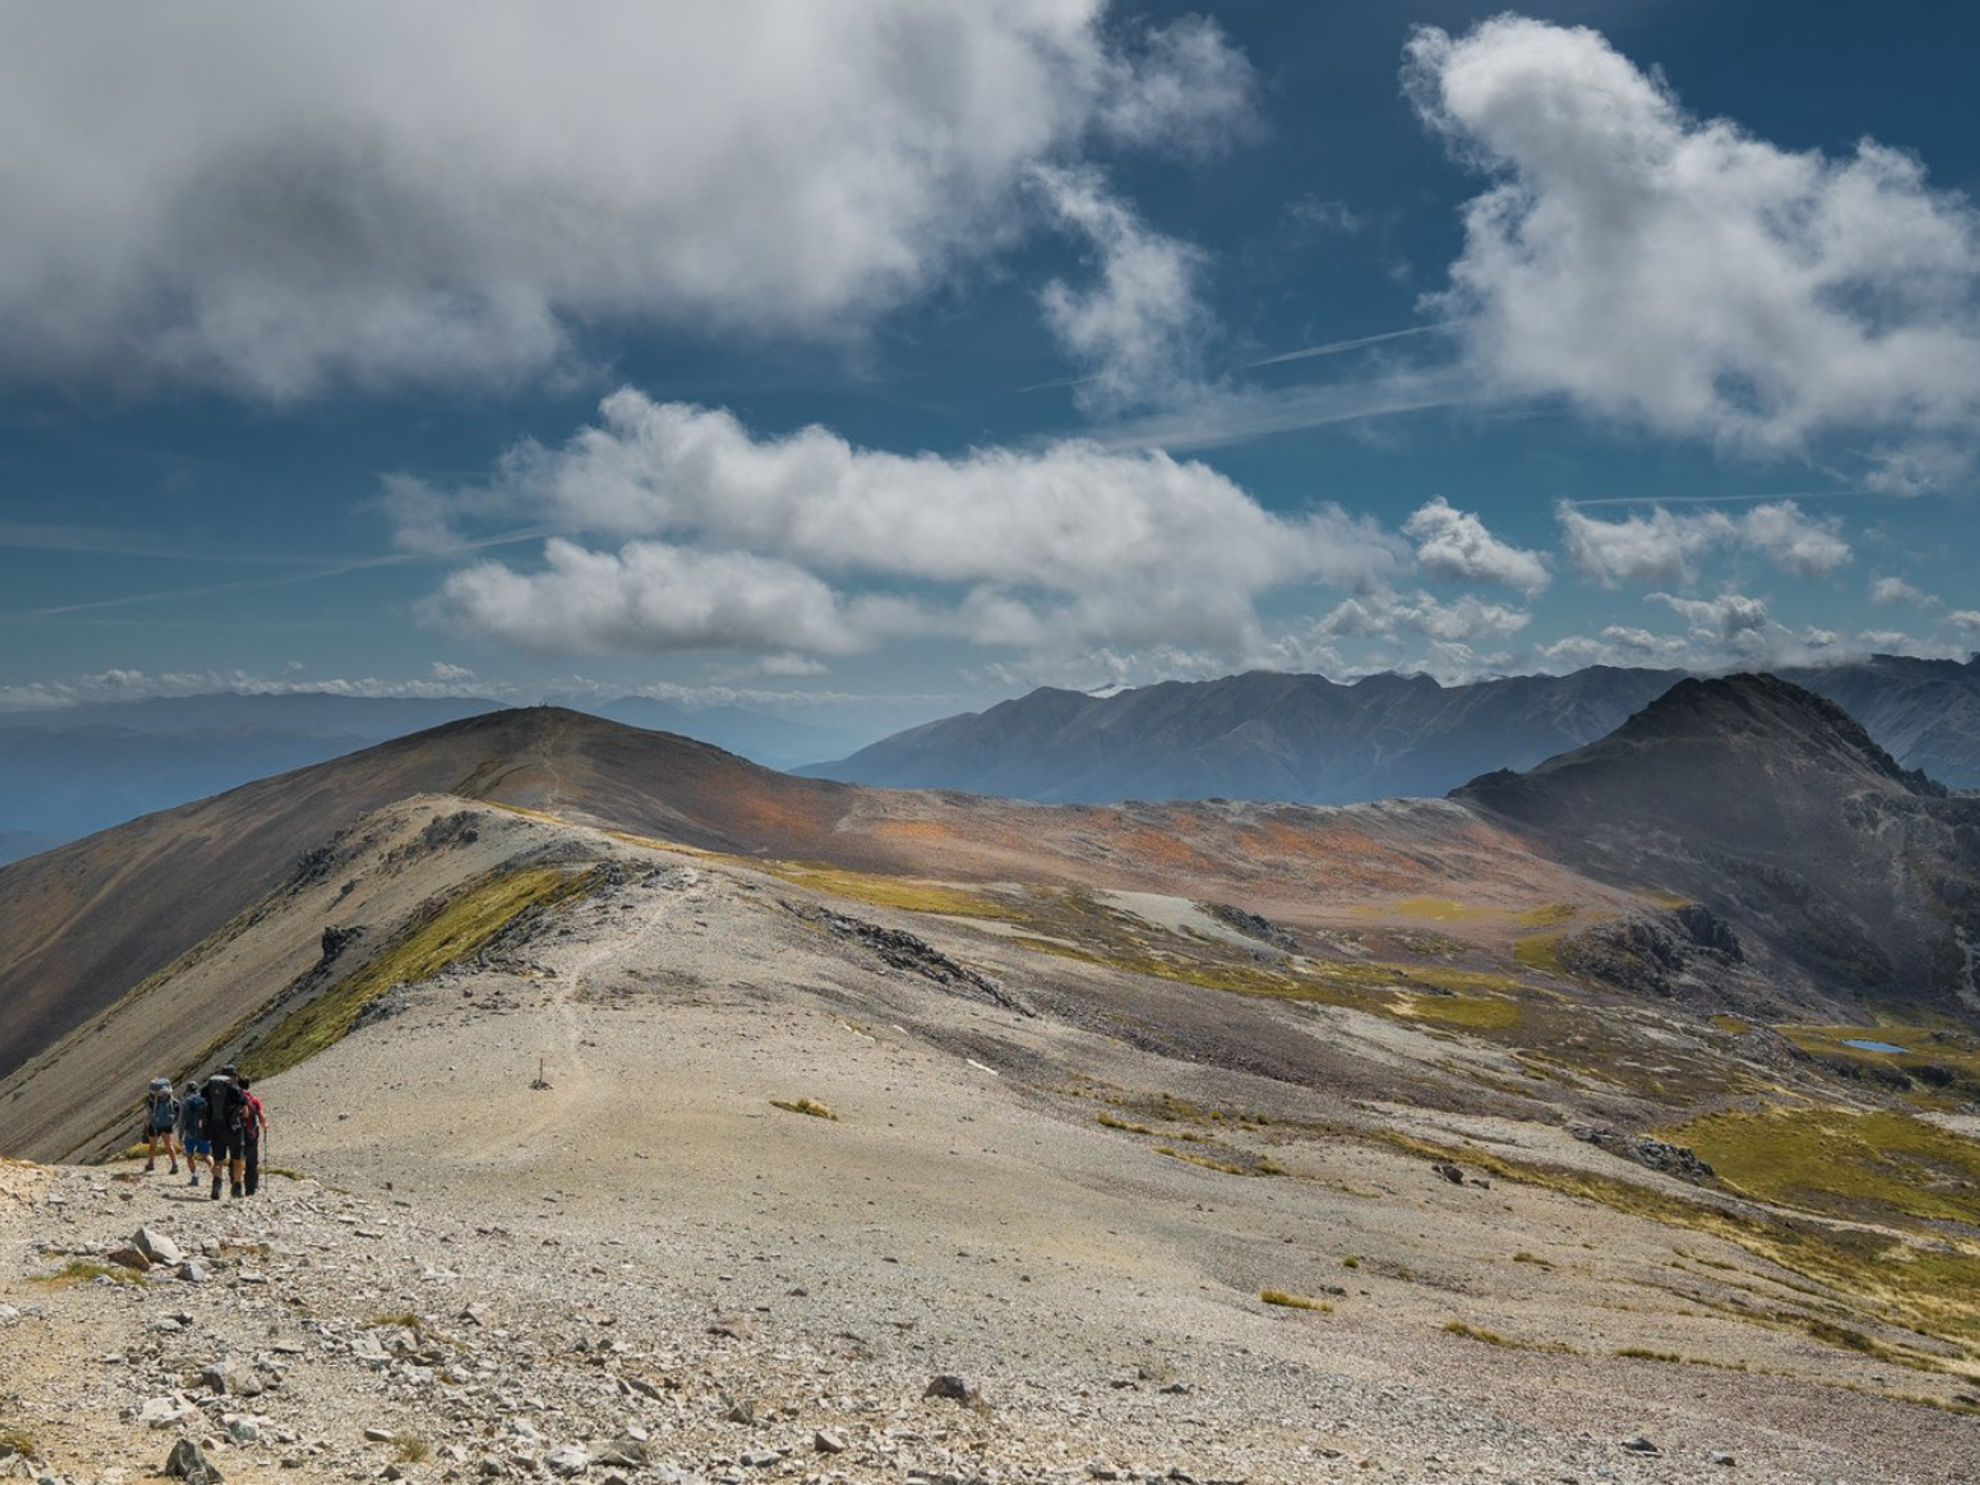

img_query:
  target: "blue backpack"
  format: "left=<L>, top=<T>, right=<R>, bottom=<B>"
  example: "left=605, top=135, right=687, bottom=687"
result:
left=145, top=1081, right=177, bottom=1134
left=180, top=1089, right=209, bottom=1141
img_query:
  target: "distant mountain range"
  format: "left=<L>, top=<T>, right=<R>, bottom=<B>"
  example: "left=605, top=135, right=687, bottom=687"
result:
left=7, top=655, right=1976, bottom=870
left=0, top=692, right=866, bottom=864
left=8, top=675, right=1980, bottom=1158
left=803, top=654, right=1980, bottom=802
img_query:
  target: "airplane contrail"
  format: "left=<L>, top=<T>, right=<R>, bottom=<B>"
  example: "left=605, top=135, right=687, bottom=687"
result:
left=19, top=527, right=556, bottom=618
left=1241, top=322, right=1454, bottom=369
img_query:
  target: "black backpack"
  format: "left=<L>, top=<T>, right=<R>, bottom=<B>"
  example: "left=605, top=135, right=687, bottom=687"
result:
left=206, top=1075, right=243, bottom=1130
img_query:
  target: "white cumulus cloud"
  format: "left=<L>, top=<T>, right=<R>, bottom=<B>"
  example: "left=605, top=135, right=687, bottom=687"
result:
left=1737, top=502, right=1852, bottom=579
left=1869, top=576, right=1937, bottom=607
left=1650, top=591, right=1773, bottom=645
left=1558, top=506, right=1734, bottom=587
left=0, top=2, right=1251, bottom=401
left=433, top=540, right=922, bottom=656
left=407, top=392, right=1404, bottom=661
left=1406, top=16, right=1980, bottom=486
left=1316, top=589, right=1530, bottom=645
left=1403, top=496, right=1548, bottom=593
left=1559, top=500, right=1851, bottom=586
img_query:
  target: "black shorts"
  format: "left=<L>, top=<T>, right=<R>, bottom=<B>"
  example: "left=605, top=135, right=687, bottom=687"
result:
left=213, top=1127, right=244, bottom=1162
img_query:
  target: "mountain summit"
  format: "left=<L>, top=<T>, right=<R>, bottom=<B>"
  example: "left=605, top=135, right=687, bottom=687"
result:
left=1456, top=674, right=1980, bottom=1002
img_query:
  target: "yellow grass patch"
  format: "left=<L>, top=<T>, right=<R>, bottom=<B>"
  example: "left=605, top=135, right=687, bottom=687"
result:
left=771, top=1097, right=839, bottom=1121
left=1260, top=1289, right=1331, bottom=1312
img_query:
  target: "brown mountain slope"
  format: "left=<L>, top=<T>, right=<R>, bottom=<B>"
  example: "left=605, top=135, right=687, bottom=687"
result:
left=2, top=706, right=1639, bottom=1097
left=1455, top=673, right=1980, bottom=1004
left=0, top=708, right=859, bottom=1084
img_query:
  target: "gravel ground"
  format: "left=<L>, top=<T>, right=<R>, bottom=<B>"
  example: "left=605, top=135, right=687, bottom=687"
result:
left=4, top=835, right=1977, bottom=1484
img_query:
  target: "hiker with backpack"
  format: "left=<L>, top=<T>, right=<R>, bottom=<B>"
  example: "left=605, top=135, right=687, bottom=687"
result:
left=238, top=1075, right=267, bottom=1196
left=178, top=1081, right=209, bottom=1187
left=141, top=1078, right=179, bottom=1174
left=204, top=1064, right=248, bottom=1200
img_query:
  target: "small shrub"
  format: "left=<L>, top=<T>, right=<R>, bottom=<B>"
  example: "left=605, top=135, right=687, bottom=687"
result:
left=1512, top=1251, right=1552, bottom=1268
left=1260, top=1289, right=1332, bottom=1312
left=1443, top=1320, right=1514, bottom=1346
left=395, top=1439, right=432, bottom=1464
left=1097, top=1112, right=1154, bottom=1134
left=1804, top=1318, right=1882, bottom=1355
left=1614, top=1347, right=1682, bottom=1362
left=1156, top=1146, right=1245, bottom=1174
left=39, top=1259, right=145, bottom=1289
left=1341, top=1255, right=1360, bottom=1269
left=771, top=1097, right=838, bottom=1120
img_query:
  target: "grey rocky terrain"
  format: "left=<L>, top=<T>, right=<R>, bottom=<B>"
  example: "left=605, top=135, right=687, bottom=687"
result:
left=6, top=815, right=1979, bottom=1483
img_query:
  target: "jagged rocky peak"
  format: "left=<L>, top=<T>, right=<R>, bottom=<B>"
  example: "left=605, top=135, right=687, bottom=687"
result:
left=1460, top=672, right=1946, bottom=804
left=1609, top=673, right=1943, bottom=794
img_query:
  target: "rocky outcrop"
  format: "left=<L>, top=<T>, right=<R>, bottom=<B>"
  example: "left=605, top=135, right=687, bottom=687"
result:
left=1570, top=1124, right=1716, bottom=1182
left=789, top=903, right=1033, bottom=1018
left=1556, top=909, right=1745, bottom=999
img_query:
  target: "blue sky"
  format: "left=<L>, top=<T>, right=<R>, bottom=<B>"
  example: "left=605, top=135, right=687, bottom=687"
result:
left=2, top=1, right=1976, bottom=740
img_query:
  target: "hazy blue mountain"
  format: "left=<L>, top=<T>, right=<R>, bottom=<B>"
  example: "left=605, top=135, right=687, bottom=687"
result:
left=803, top=656, right=1980, bottom=803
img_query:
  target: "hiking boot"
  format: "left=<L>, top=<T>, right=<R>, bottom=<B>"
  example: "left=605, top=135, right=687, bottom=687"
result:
left=230, top=1182, right=244, bottom=1199
left=188, top=1171, right=200, bottom=1187
left=210, top=1177, right=222, bottom=1201
left=168, top=1160, right=178, bottom=1174
left=144, top=1159, right=156, bottom=1172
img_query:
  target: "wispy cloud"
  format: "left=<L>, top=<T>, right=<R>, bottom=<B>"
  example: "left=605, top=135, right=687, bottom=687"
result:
left=0, top=521, right=315, bottom=564
left=1088, top=365, right=1482, bottom=451
left=15, top=528, right=552, bottom=618
left=1032, top=165, right=1219, bottom=416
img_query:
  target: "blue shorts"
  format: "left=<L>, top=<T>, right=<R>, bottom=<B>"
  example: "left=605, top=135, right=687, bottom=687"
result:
left=184, top=1137, right=212, bottom=1156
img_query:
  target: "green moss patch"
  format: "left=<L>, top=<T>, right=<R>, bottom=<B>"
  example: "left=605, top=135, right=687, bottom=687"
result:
left=1513, top=932, right=1568, bottom=976
left=1397, top=990, right=1523, bottom=1031
left=1671, top=1106, right=1980, bottom=1228
left=1377, top=1126, right=1980, bottom=1364
left=245, top=865, right=601, bottom=1079
left=1777, top=1019, right=1980, bottom=1108
left=1375, top=897, right=1501, bottom=922
left=760, top=862, right=1021, bottom=920
left=1515, top=903, right=1579, bottom=928
left=37, top=1258, right=145, bottom=1289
